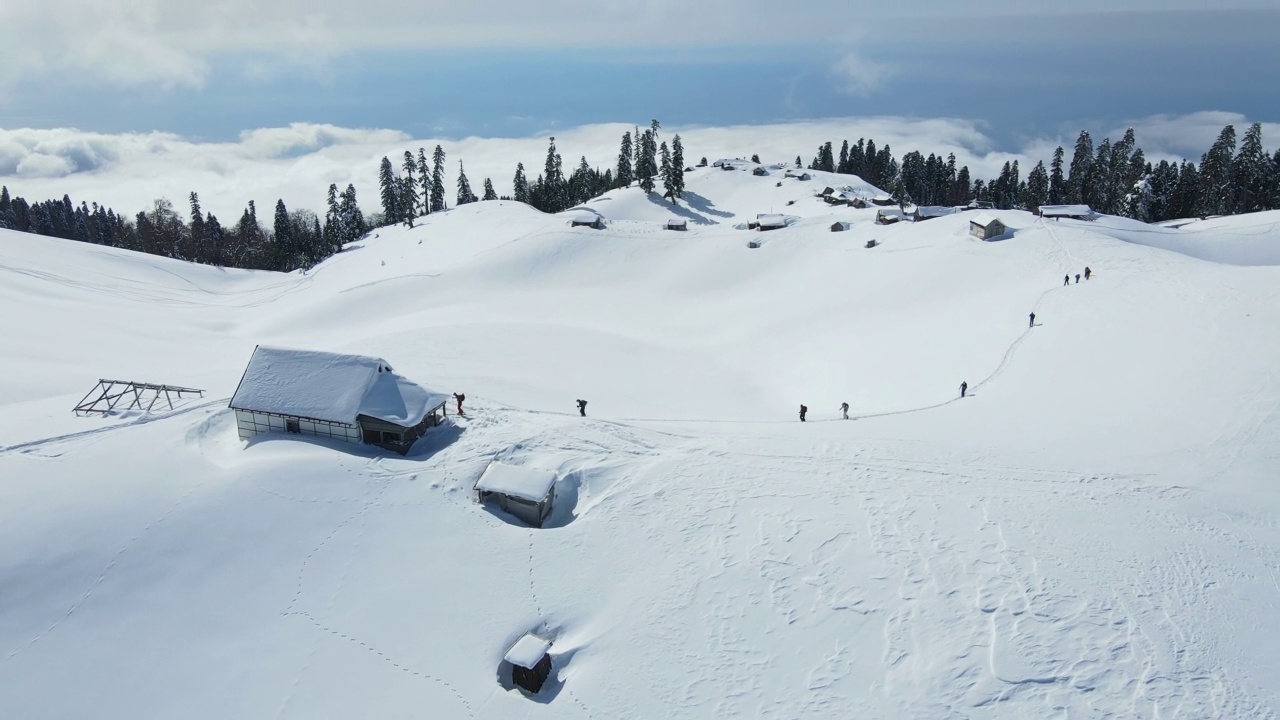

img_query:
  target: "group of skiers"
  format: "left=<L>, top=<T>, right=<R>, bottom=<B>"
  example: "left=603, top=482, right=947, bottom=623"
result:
left=451, top=392, right=588, bottom=417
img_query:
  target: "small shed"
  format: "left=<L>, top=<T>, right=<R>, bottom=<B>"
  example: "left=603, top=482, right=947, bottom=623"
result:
left=475, top=462, right=557, bottom=528
left=756, top=214, right=787, bottom=231
left=752, top=166, right=768, bottom=176
left=568, top=211, right=604, bottom=229
left=969, top=214, right=1007, bottom=240
left=875, top=208, right=906, bottom=225
left=1038, top=204, right=1095, bottom=221
left=664, top=219, right=687, bottom=231
left=871, top=195, right=896, bottom=206
left=913, top=205, right=957, bottom=222
left=720, top=164, right=735, bottom=171
left=820, top=186, right=835, bottom=197
left=865, top=239, right=878, bottom=248
left=229, top=346, right=448, bottom=455
left=504, top=633, right=553, bottom=694
left=850, top=197, right=869, bottom=209
left=830, top=221, right=852, bottom=232
left=786, top=170, right=812, bottom=181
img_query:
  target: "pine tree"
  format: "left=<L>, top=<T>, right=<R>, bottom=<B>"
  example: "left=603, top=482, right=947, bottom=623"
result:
left=671, top=135, right=686, bottom=199
left=616, top=131, right=634, bottom=188
left=483, top=178, right=497, bottom=201
left=513, top=162, right=530, bottom=204
left=1026, top=161, right=1050, bottom=211
left=751, top=153, right=761, bottom=164
left=430, top=145, right=447, bottom=213
left=378, top=156, right=399, bottom=225
left=324, top=183, right=341, bottom=251
left=456, top=161, right=477, bottom=205
left=638, top=130, right=656, bottom=194
left=1198, top=124, right=1236, bottom=216
left=339, top=184, right=366, bottom=242
left=188, top=192, right=205, bottom=263
left=401, top=151, right=418, bottom=221
left=838, top=140, right=850, bottom=174
left=660, top=141, right=674, bottom=200
left=272, top=199, right=293, bottom=271
left=1172, top=161, right=1202, bottom=219
left=1232, top=123, right=1269, bottom=213
left=1066, top=130, right=1093, bottom=205
left=1049, top=146, right=1066, bottom=205
left=417, top=148, right=432, bottom=215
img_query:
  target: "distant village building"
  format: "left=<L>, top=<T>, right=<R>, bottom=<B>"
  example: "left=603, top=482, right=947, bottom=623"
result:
left=504, top=633, right=553, bottom=694
left=568, top=211, right=604, bottom=229
left=664, top=219, right=687, bottom=231
left=912, top=206, right=958, bottom=222
left=820, top=186, right=835, bottom=197
left=752, top=166, right=768, bottom=177
left=969, top=214, right=1007, bottom=240
left=475, top=462, right=558, bottom=528
left=785, top=170, right=812, bottom=181
left=830, top=221, right=852, bottom=232
left=871, top=195, right=896, bottom=207
left=229, top=346, right=448, bottom=455
left=756, top=214, right=787, bottom=231
left=865, top=239, right=879, bottom=248
left=1037, top=204, right=1096, bottom=220
left=876, top=208, right=906, bottom=225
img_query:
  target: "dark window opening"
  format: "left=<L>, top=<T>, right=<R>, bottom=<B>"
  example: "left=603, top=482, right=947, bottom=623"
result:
left=286, top=418, right=300, bottom=434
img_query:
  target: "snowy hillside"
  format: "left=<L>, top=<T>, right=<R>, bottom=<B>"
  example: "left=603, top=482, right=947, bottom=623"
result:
left=2, top=165, right=1279, bottom=719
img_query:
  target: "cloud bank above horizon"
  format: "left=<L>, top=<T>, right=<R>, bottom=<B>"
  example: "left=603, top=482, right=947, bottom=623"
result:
left=1, top=112, right=1272, bottom=221
left=1, top=2, right=1273, bottom=90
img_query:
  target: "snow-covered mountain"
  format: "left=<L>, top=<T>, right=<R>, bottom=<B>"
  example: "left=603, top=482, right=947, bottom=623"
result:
left=2, top=162, right=1278, bottom=718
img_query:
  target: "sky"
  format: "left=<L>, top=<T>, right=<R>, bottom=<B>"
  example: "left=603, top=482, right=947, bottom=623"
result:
left=1, top=3, right=1278, bottom=216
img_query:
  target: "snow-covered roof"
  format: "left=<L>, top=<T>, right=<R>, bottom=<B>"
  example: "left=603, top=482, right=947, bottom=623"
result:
left=970, top=214, right=1002, bottom=227
left=229, top=346, right=447, bottom=426
left=504, top=633, right=551, bottom=669
left=915, top=206, right=957, bottom=218
left=756, top=214, right=787, bottom=228
left=566, top=211, right=601, bottom=224
left=1039, top=204, right=1094, bottom=217
left=877, top=208, right=907, bottom=219
left=475, top=462, right=557, bottom=502
left=665, top=219, right=687, bottom=228
left=831, top=221, right=852, bottom=230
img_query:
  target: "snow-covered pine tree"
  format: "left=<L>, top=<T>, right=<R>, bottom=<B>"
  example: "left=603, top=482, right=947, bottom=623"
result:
left=513, top=162, right=530, bottom=204
left=616, top=132, right=633, bottom=188
left=660, top=141, right=674, bottom=200
left=417, top=148, right=432, bottom=215
left=339, top=184, right=365, bottom=243
left=1199, top=124, right=1236, bottom=217
left=1049, top=147, right=1066, bottom=205
left=483, top=178, right=497, bottom=201
left=671, top=135, right=686, bottom=199
left=378, top=156, right=399, bottom=225
left=456, top=161, right=477, bottom=205
left=1232, top=123, right=1269, bottom=213
left=1066, top=131, right=1093, bottom=205
left=401, top=151, right=418, bottom=222
left=638, top=130, right=656, bottom=194
left=430, top=145, right=447, bottom=213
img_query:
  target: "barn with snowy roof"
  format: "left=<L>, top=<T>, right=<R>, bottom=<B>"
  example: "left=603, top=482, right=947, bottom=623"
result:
left=229, top=346, right=449, bottom=455
left=475, top=461, right=558, bottom=528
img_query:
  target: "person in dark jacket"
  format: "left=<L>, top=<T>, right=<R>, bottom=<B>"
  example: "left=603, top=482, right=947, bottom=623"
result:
left=453, top=392, right=465, bottom=414
left=1064, top=274, right=1070, bottom=286
left=799, top=404, right=808, bottom=422
left=960, top=381, right=968, bottom=398
left=576, top=399, right=587, bottom=417
left=1084, top=266, right=1092, bottom=280
left=1029, top=312, right=1036, bottom=327
left=840, top=402, right=849, bottom=420
left=1075, top=273, right=1081, bottom=284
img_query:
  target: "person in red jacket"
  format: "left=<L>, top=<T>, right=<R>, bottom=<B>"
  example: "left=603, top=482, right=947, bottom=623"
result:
left=453, top=392, right=465, bottom=414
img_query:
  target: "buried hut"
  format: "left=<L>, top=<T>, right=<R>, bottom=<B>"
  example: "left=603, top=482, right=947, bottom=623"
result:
left=1037, top=204, right=1095, bottom=221
left=830, top=221, right=852, bottom=232
left=664, top=218, right=688, bottom=231
left=475, top=461, right=558, bottom=528
left=755, top=214, right=787, bottom=231
left=504, top=633, right=553, bottom=694
left=229, top=346, right=448, bottom=455
left=969, top=213, right=1007, bottom=240
left=568, top=211, right=604, bottom=229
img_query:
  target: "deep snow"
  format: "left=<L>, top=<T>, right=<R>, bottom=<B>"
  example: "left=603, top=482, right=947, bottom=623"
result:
left=1, top=161, right=1279, bottom=718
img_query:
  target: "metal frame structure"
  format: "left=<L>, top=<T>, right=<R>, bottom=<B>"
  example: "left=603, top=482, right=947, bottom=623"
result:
left=73, top=379, right=205, bottom=416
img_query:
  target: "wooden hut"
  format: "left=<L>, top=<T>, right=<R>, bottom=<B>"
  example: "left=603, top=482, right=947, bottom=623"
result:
left=830, top=221, right=851, bottom=232
left=969, top=214, right=1007, bottom=240
left=1037, top=204, right=1095, bottom=220
left=752, top=166, right=768, bottom=176
left=664, top=219, right=687, bottom=231
left=568, top=211, right=604, bottom=229
left=229, top=346, right=448, bottom=455
left=475, top=462, right=557, bottom=528
left=756, top=214, right=787, bottom=231
left=912, top=205, right=957, bottom=222
left=504, top=633, right=553, bottom=694
left=871, top=195, right=896, bottom=207
left=875, top=208, right=906, bottom=225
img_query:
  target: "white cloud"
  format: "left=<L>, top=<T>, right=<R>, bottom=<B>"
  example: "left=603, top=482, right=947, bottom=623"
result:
left=0, top=1, right=1262, bottom=90
left=0, top=112, right=1270, bottom=221
left=830, top=51, right=894, bottom=95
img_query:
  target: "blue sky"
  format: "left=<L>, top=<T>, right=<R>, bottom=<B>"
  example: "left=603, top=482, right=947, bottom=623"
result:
left=1, top=7, right=1276, bottom=152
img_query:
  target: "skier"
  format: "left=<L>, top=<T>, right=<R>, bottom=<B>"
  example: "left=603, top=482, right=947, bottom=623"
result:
left=453, top=392, right=465, bottom=414
left=960, top=381, right=968, bottom=398
left=1063, top=274, right=1070, bottom=286
left=840, top=402, right=849, bottom=420
left=1084, top=266, right=1092, bottom=280
left=1075, top=273, right=1081, bottom=284
left=576, top=399, right=588, bottom=417
left=799, top=404, right=808, bottom=422
left=1029, top=312, right=1036, bottom=327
